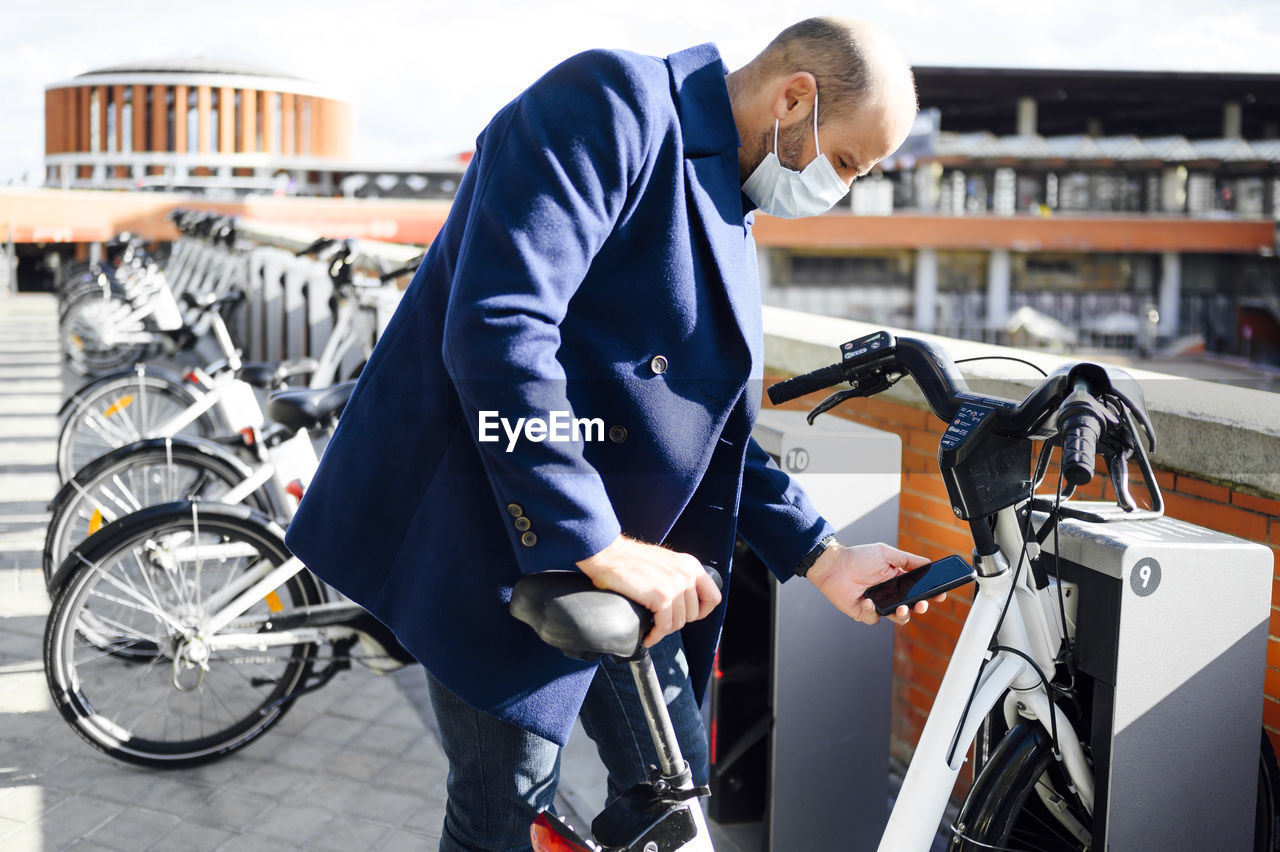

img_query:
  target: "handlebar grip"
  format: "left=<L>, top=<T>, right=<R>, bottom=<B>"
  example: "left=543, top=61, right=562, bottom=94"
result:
left=1060, top=408, right=1103, bottom=487
left=767, top=363, right=846, bottom=405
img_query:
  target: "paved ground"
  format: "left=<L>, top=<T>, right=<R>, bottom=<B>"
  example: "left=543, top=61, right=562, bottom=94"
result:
left=0, top=293, right=759, bottom=852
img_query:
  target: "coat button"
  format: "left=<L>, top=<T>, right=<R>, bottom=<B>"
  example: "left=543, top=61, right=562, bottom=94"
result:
left=521, top=531, right=538, bottom=547
left=514, top=516, right=531, bottom=532
left=649, top=355, right=669, bottom=374
left=608, top=425, right=628, bottom=443
left=507, top=503, right=523, bottom=518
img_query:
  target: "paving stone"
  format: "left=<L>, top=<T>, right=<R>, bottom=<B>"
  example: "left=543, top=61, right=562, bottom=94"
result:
left=338, top=787, right=421, bottom=827
left=83, top=807, right=182, bottom=851
left=38, top=795, right=120, bottom=846
left=245, top=802, right=334, bottom=842
left=0, top=821, right=43, bottom=852
left=78, top=771, right=166, bottom=807
left=307, top=816, right=394, bottom=852
left=38, top=754, right=130, bottom=795
left=377, top=828, right=438, bottom=852
left=134, top=780, right=218, bottom=818
left=221, top=759, right=309, bottom=799
left=146, top=820, right=237, bottom=852
left=216, top=832, right=298, bottom=852
left=356, top=722, right=424, bottom=758
left=281, top=774, right=361, bottom=812
left=186, top=789, right=271, bottom=831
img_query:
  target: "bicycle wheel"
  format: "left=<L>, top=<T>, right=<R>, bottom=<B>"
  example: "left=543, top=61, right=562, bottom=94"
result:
left=44, top=438, right=276, bottom=589
left=57, top=368, right=223, bottom=481
left=950, top=725, right=1280, bottom=851
left=60, top=291, right=152, bottom=377
left=44, top=501, right=324, bottom=768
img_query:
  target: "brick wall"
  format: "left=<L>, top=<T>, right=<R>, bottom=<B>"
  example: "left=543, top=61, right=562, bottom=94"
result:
left=762, top=378, right=1280, bottom=791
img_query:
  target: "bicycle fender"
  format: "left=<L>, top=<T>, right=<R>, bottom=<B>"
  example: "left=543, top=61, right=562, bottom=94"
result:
left=47, top=475, right=268, bottom=594
left=949, top=722, right=1052, bottom=850
left=57, top=364, right=193, bottom=419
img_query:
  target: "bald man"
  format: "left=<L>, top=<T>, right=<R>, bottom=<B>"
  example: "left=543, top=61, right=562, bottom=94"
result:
left=286, top=16, right=931, bottom=850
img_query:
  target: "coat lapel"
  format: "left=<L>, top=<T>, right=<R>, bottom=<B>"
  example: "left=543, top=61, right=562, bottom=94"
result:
left=667, top=45, right=764, bottom=380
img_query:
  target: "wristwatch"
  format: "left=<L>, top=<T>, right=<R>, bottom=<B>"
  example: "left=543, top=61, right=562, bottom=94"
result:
left=793, top=534, right=839, bottom=578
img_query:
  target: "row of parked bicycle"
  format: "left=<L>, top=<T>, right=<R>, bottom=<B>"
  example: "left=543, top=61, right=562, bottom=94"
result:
left=44, top=211, right=421, bottom=767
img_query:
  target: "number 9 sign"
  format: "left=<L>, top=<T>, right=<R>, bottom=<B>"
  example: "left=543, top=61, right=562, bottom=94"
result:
left=1130, top=557, right=1162, bottom=598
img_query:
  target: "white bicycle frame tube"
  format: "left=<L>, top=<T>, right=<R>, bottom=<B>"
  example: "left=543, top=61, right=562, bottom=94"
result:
left=879, top=505, right=1095, bottom=851
left=311, top=295, right=358, bottom=388
left=199, top=555, right=308, bottom=637
left=879, top=565, right=1019, bottom=851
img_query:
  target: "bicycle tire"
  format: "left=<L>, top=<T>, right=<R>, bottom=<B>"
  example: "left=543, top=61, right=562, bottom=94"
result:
left=44, top=501, right=324, bottom=768
left=44, top=437, right=276, bottom=590
left=56, top=368, right=223, bottom=482
left=950, top=724, right=1280, bottom=851
left=60, top=292, right=153, bottom=376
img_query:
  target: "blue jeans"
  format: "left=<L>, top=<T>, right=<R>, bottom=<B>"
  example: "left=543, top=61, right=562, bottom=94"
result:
left=425, top=633, right=710, bottom=852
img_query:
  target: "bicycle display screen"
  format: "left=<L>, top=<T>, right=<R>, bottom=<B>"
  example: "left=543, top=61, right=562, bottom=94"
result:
left=865, top=555, right=976, bottom=616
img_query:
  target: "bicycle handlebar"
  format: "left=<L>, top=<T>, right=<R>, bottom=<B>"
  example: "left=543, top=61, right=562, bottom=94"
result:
left=767, top=331, right=1160, bottom=519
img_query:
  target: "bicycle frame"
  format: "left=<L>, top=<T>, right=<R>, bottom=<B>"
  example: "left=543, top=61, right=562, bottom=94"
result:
left=880, top=504, right=1095, bottom=851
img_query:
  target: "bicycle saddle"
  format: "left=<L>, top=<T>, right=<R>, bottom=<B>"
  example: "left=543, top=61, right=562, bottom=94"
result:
left=510, top=571, right=650, bottom=662
left=266, top=381, right=356, bottom=432
left=235, top=359, right=319, bottom=390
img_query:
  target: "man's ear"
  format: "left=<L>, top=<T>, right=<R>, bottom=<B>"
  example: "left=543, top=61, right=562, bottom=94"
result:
left=769, top=71, right=817, bottom=123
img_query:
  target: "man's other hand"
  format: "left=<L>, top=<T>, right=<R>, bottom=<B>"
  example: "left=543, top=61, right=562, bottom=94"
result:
left=577, top=535, right=722, bottom=648
left=807, top=542, right=940, bottom=626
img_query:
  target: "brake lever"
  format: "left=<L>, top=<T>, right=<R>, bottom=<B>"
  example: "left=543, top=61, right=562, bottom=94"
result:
left=804, top=369, right=902, bottom=424
left=807, top=389, right=861, bottom=424
left=1105, top=450, right=1137, bottom=511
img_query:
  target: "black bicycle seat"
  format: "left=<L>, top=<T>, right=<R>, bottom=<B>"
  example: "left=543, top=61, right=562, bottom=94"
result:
left=265, top=381, right=356, bottom=432
left=510, top=571, right=650, bottom=662
left=235, top=363, right=279, bottom=389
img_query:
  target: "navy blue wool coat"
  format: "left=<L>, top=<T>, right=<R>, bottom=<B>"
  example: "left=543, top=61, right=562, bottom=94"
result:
left=285, top=43, right=835, bottom=747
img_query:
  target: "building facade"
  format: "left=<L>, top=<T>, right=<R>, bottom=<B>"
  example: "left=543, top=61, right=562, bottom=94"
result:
left=758, top=67, right=1280, bottom=363
left=44, top=59, right=356, bottom=196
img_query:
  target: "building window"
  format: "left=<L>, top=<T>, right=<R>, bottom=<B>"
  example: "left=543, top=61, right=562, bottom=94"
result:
left=210, top=89, right=220, bottom=153
left=90, top=88, right=101, bottom=153
left=105, top=87, right=116, bottom=153
left=121, top=89, right=132, bottom=153
left=300, top=98, right=311, bottom=155
left=272, top=93, right=282, bottom=155
left=187, top=89, right=199, bottom=154
left=233, top=91, right=243, bottom=153
left=166, top=87, right=175, bottom=151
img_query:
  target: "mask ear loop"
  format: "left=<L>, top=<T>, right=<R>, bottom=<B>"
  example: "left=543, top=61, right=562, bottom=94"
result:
left=812, top=87, right=821, bottom=155
left=772, top=119, right=779, bottom=155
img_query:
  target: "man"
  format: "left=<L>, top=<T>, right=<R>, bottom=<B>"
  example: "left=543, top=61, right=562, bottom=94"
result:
left=286, top=16, right=930, bottom=850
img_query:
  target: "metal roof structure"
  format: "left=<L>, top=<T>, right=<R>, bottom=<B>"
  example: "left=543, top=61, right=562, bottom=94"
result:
left=75, top=58, right=302, bottom=80
left=914, top=66, right=1280, bottom=139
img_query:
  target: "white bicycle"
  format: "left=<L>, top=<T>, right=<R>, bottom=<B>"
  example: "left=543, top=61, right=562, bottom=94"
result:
left=510, top=330, right=1280, bottom=851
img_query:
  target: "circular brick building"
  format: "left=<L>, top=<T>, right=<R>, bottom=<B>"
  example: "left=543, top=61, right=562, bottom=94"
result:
left=44, top=59, right=352, bottom=194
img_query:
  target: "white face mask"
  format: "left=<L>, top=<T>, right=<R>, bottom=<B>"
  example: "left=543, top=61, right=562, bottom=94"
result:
left=741, top=88, right=850, bottom=219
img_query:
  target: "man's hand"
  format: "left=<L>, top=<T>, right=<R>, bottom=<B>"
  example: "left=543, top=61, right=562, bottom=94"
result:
left=577, top=535, right=722, bottom=648
left=807, top=542, right=940, bottom=626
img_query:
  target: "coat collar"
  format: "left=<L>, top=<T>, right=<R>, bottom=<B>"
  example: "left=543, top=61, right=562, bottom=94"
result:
left=667, top=43, right=740, bottom=158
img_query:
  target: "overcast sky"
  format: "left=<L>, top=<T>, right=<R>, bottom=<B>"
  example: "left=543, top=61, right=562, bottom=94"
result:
left=3, top=0, right=1278, bottom=183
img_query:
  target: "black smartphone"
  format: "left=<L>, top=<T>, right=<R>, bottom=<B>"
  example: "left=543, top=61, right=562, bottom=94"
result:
left=865, top=555, right=976, bottom=616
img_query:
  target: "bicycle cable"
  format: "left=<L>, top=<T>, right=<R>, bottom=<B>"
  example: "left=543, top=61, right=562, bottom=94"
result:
left=947, top=823, right=1049, bottom=852
left=954, top=355, right=1049, bottom=378
left=947, top=466, right=1040, bottom=768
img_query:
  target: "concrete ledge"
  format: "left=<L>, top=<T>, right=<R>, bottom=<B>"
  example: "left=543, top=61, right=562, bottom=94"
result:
left=763, top=305, right=1280, bottom=499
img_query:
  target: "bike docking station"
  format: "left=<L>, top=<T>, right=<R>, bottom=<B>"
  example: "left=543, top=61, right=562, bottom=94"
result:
left=706, top=409, right=901, bottom=850
left=1035, top=502, right=1272, bottom=850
